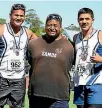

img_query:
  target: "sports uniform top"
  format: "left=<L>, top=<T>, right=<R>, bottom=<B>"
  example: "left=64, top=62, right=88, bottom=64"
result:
left=74, top=29, right=102, bottom=86
left=0, top=23, right=28, bottom=79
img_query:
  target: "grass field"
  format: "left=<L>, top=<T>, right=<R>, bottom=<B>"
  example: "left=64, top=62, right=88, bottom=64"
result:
left=69, top=91, right=77, bottom=108
left=4, top=91, right=76, bottom=108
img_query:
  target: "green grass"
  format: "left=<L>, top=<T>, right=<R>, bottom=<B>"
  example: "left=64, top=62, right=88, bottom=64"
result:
left=69, top=91, right=76, bottom=108
left=4, top=91, right=76, bottom=108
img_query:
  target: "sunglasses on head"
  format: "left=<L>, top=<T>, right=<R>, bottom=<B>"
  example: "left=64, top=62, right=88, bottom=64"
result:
left=11, top=4, right=26, bottom=10
left=46, top=14, right=62, bottom=22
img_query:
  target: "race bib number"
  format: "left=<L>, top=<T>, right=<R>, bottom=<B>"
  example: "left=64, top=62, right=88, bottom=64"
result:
left=7, top=56, right=24, bottom=71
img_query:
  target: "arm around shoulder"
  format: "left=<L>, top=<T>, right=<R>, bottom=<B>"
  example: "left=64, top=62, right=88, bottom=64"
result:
left=26, top=28, right=38, bottom=40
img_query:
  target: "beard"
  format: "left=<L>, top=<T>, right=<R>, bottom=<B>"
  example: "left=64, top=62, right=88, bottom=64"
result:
left=46, top=33, right=60, bottom=40
left=43, top=33, right=60, bottom=43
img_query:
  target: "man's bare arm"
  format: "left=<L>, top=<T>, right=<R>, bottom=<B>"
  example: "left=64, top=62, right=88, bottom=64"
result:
left=0, top=24, right=4, bottom=37
left=26, top=28, right=38, bottom=40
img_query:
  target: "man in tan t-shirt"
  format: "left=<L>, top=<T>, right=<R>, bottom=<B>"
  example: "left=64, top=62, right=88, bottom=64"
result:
left=27, top=13, right=74, bottom=108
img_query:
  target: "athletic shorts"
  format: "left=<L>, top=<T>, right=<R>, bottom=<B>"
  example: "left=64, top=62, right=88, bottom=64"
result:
left=74, top=84, right=102, bottom=105
left=0, top=77, right=26, bottom=108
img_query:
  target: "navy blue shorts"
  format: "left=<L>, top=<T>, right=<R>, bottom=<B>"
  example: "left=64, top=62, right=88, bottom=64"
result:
left=74, top=84, right=102, bottom=105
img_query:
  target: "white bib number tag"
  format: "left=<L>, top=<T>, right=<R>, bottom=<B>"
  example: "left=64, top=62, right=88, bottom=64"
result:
left=7, top=55, right=24, bottom=71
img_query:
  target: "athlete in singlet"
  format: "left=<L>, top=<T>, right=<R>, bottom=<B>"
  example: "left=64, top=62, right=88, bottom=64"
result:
left=0, top=4, right=37, bottom=108
left=73, top=8, right=102, bottom=108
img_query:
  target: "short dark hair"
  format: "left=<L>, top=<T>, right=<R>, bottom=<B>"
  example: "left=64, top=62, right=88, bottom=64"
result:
left=78, top=7, right=94, bottom=19
left=46, top=13, right=62, bottom=26
left=10, top=4, right=26, bottom=14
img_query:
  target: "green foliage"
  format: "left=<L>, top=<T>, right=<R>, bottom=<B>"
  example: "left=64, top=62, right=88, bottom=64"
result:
left=0, top=18, right=6, bottom=24
left=69, top=91, right=77, bottom=108
left=25, top=9, right=44, bottom=36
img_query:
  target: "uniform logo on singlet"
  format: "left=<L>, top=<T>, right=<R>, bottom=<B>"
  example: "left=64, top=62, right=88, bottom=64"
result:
left=42, top=51, right=57, bottom=58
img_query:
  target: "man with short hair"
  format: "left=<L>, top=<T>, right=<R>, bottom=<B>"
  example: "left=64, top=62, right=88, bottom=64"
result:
left=0, top=4, right=37, bottom=108
left=73, top=7, right=102, bottom=108
left=27, top=13, right=74, bottom=108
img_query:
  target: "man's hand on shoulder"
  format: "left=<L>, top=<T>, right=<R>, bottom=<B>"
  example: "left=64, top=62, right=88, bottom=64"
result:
left=61, top=33, right=68, bottom=40
left=26, top=29, right=38, bottom=40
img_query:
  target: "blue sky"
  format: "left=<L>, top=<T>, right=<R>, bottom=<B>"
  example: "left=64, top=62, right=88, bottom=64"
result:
left=0, top=0, right=102, bottom=29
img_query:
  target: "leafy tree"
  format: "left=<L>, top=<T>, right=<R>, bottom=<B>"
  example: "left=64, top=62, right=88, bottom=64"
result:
left=0, top=18, right=6, bottom=24
left=25, top=9, right=44, bottom=36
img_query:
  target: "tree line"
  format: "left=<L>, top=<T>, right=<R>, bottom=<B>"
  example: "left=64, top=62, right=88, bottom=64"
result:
left=0, top=9, right=80, bottom=36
